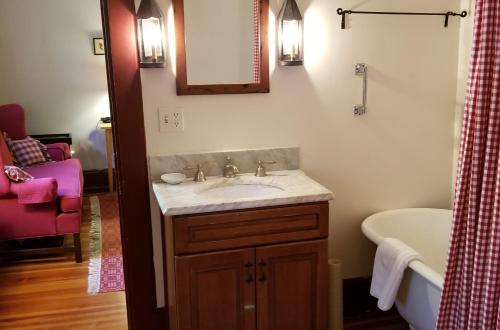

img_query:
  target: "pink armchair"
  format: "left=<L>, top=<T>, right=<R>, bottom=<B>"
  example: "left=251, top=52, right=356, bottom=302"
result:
left=0, top=104, right=83, bottom=262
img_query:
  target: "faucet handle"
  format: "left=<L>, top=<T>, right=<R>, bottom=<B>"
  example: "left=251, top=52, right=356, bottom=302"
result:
left=184, top=164, right=206, bottom=182
left=223, top=156, right=239, bottom=178
left=255, top=160, right=276, bottom=177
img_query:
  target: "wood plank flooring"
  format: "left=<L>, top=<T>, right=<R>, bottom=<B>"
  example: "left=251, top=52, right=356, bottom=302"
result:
left=0, top=197, right=410, bottom=330
left=0, top=198, right=128, bottom=330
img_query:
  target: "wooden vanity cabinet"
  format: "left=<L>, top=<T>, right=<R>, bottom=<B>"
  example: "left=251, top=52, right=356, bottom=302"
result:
left=166, top=202, right=329, bottom=330
left=256, top=240, right=328, bottom=330
left=175, top=249, right=256, bottom=330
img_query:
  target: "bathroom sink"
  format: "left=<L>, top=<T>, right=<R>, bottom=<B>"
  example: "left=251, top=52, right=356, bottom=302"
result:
left=153, top=170, right=334, bottom=215
left=198, top=183, right=283, bottom=199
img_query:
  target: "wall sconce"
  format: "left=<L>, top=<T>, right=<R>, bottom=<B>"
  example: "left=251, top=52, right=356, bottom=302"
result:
left=137, top=0, right=166, bottom=68
left=278, top=0, right=303, bottom=66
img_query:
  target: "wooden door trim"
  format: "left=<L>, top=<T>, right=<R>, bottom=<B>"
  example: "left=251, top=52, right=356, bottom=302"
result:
left=100, top=0, right=163, bottom=328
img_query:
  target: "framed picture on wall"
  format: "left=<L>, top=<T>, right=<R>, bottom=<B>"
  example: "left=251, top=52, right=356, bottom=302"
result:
left=93, top=38, right=105, bottom=55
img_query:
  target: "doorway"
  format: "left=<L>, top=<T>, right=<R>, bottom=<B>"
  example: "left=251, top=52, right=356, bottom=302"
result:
left=0, top=0, right=159, bottom=328
left=0, top=0, right=128, bottom=328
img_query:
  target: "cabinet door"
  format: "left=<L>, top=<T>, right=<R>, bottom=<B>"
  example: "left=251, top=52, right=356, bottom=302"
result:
left=256, top=240, right=328, bottom=330
left=175, top=249, right=256, bottom=330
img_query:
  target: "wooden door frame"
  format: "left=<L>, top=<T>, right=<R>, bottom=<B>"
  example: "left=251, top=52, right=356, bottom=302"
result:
left=100, top=0, right=165, bottom=328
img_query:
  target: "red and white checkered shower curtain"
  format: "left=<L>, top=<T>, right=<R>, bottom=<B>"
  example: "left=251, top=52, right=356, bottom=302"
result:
left=437, top=1, right=500, bottom=329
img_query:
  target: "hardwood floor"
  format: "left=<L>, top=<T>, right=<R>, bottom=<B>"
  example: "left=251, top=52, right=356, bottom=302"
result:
left=0, top=197, right=410, bottom=330
left=0, top=198, right=128, bottom=330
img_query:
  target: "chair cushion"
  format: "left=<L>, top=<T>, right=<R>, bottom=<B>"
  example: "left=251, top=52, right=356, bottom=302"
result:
left=24, top=159, right=83, bottom=213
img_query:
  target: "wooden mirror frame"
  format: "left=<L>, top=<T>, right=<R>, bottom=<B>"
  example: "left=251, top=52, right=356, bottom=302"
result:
left=173, top=0, right=270, bottom=95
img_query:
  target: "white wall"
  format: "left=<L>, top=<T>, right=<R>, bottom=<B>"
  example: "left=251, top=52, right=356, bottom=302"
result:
left=0, top=0, right=110, bottom=170
left=143, top=0, right=465, bottom=305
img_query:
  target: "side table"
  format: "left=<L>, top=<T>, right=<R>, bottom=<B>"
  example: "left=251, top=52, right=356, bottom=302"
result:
left=99, top=122, right=114, bottom=192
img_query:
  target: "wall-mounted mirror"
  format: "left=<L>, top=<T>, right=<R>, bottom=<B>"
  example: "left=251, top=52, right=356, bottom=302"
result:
left=173, top=0, right=269, bottom=95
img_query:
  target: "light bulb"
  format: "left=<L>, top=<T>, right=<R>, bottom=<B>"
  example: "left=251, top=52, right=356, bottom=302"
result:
left=282, top=20, right=300, bottom=59
left=141, top=17, right=162, bottom=61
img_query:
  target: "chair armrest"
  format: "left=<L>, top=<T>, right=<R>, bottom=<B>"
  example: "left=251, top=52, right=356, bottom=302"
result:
left=46, top=143, right=71, bottom=161
left=10, top=178, right=58, bottom=204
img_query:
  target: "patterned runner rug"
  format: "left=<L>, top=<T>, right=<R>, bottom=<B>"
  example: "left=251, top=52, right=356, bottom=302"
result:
left=88, top=194, right=125, bottom=294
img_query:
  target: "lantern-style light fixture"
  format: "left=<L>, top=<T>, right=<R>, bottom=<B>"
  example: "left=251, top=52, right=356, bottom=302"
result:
left=137, top=0, right=166, bottom=68
left=278, top=0, right=303, bottom=66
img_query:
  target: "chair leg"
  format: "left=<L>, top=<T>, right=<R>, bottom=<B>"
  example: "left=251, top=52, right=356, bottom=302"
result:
left=73, top=233, right=82, bottom=263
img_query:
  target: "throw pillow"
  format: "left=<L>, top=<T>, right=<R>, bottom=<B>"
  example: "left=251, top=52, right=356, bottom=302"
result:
left=37, top=140, right=53, bottom=162
left=0, top=131, right=14, bottom=165
left=7, top=136, right=48, bottom=167
left=4, top=165, right=34, bottom=182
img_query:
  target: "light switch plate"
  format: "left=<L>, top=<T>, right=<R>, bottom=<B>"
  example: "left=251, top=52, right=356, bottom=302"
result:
left=159, top=107, right=184, bottom=132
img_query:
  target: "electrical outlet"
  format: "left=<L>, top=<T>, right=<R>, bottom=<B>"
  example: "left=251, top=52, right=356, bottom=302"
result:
left=159, top=107, right=184, bottom=132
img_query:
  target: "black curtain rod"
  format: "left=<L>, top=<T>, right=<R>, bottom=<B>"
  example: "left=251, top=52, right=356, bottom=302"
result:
left=336, top=8, right=467, bottom=29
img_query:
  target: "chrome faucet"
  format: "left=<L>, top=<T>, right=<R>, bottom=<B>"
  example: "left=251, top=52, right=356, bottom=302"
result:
left=184, top=164, right=206, bottom=182
left=255, top=160, right=276, bottom=177
left=223, top=156, right=239, bottom=178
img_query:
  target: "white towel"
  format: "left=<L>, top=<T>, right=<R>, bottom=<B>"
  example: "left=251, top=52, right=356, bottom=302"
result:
left=370, top=237, right=422, bottom=311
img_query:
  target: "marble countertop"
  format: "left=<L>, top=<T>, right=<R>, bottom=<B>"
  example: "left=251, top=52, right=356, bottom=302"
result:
left=152, top=170, right=334, bottom=216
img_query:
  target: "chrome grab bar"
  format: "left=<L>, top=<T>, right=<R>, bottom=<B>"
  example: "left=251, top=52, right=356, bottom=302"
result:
left=353, top=63, right=367, bottom=116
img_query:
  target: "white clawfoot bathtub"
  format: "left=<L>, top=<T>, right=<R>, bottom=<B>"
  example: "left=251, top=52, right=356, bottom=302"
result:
left=362, top=208, right=452, bottom=330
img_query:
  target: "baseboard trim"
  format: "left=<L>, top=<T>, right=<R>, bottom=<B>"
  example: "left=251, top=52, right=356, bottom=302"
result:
left=83, top=169, right=115, bottom=194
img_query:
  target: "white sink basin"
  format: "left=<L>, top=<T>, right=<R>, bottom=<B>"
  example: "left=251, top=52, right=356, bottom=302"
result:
left=198, top=183, right=283, bottom=199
